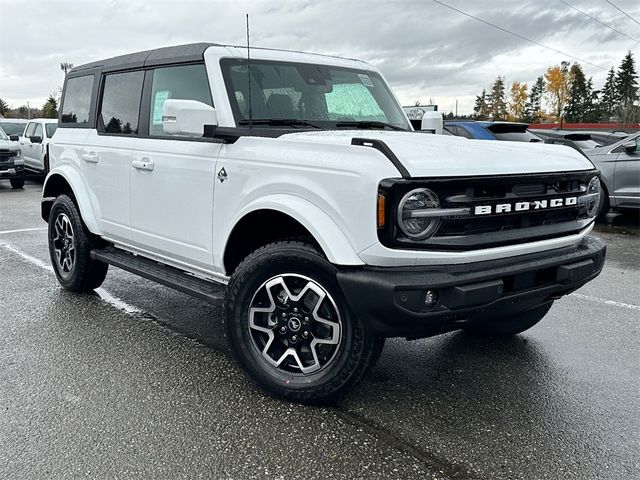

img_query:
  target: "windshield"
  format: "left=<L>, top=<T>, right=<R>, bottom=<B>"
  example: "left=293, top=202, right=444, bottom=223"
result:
left=0, top=127, right=8, bottom=140
left=221, top=59, right=409, bottom=130
left=0, top=121, right=26, bottom=136
left=46, top=123, right=58, bottom=138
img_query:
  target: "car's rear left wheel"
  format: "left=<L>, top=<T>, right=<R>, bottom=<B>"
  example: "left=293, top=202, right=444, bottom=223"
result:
left=48, top=194, right=108, bottom=292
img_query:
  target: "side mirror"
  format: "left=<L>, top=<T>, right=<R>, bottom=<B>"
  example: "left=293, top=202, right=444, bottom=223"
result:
left=30, top=135, right=43, bottom=144
left=162, top=99, right=217, bottom=137
left=622, top=140, right=638, bottom=153
left=9, top=135, right=19, bottom=142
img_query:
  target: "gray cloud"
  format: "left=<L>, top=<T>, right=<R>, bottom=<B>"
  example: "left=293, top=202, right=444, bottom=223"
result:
left=0, top=0, right=638, bottom=114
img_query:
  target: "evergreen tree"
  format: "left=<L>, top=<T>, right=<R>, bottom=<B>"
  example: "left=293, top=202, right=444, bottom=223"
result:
left=564, top=64, right=598, bottom=122
left=488, top=77, right=507, bottom=120
left=599, top=67, right=617, bottom=120
left=615, top=51, right=639, bottom=125
left=0, top=98, right=8, bottom=116
left=42, top=95, right=58, bottom=119
left=524, top=76, right=545, bottom=123
left=473, top=89, right=489, bottom=119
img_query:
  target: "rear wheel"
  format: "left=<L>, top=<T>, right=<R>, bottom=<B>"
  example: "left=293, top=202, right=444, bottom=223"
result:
left=463, top=302, right=553, bottom=337
left=47, top=194, right=108, bottom=292
left=224, top=241, right=383, bottom=403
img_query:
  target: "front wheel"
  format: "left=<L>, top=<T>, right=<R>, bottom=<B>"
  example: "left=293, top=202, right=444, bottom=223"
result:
left=10, top=175, right=24, bottom=189
left=47, top=194, right=109, bottom=292
left=224, top=241, right=383, bottom=404
left=463, top=301, right=554, bottom=337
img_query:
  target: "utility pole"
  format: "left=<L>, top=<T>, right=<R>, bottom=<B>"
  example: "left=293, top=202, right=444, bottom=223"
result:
left=455, top=99, right=458, bottom=118
left=27, top=101, right=30, bottom=120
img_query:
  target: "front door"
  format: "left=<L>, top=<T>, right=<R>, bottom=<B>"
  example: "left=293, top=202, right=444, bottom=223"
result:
left=20, top=122, right=37, bottom=170
left=130, top=63, right=220, bottom=271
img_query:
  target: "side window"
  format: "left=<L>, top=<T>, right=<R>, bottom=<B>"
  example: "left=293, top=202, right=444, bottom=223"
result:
left=33, top=123, right=44, bottom=139
left=24, top=122, right=36, bottom=138
left=99, top=71, right=144, bottom=135
left=444, top=125, right=459, bottom=136
left=61, top=75, right=94, bottom=124
left=148, top=64, right=212, bottom=137
left=456, top=126, right=475, bottom=139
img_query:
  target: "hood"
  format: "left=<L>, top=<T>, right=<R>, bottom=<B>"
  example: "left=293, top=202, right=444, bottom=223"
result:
left=280, top=130, right=595, bottom=178
left=0, top=139, right=18, bottom=150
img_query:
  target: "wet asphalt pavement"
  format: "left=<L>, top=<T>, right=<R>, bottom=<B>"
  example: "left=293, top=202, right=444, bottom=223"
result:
left=1, top=179, right=639, bottom=480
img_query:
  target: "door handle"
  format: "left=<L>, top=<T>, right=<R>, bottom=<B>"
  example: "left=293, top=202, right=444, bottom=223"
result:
left=81, top=152, right=99, bottom=163
left=132, top=158, right=154, bottom=171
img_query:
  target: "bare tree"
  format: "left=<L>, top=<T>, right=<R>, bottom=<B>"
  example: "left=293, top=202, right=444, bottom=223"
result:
left=60, top=62, right=74, bottom=76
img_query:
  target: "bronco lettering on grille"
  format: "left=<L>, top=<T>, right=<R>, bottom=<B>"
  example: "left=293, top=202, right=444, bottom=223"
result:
left=474, top=196, right=578, bottom=215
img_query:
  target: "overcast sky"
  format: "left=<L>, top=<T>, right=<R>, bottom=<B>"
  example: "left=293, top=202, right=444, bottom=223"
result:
left=1, top=0, right=639, bottom=114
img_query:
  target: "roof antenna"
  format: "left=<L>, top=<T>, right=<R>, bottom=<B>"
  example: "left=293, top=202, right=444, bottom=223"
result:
left=246, top=13, right=253, bottom=130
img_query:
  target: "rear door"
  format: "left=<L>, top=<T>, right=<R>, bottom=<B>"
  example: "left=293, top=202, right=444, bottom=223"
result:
left=613, top=135, right=640, bottom=209
left=82, top=70, right=145, bottom=243
left=130, top=63, right=221, bottom=271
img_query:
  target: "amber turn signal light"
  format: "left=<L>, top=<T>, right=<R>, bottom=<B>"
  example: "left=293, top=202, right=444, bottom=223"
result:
left=377, top=194, right=386, bottom=229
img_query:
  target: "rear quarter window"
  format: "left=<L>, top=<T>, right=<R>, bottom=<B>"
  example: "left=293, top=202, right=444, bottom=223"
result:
left=61, top=75, right=94, bottom=124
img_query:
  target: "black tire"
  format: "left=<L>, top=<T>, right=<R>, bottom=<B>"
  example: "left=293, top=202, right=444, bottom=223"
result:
left=47, top=194, right=109, bottom=292
left=596, top=187, right=610, bottom=221
left=463, top=301, right=554, bottom=337
left=224, top=240, right=383, bottom=404
left=10, top=175, right=24, bottom=189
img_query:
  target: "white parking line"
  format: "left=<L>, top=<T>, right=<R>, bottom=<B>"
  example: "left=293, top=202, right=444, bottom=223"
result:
left=0, top=227, right=48, bottom=235
left=0, top=241, right=143, bottom=316
left=0, top=241, right=53, bottom=272
left=569, top=292, right=640, bottom=312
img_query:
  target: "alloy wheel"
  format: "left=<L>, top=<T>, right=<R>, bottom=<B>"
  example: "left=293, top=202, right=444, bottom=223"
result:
left=52, top=213, right=76, bottom=276
left=248, top=273, right=342, bottom=375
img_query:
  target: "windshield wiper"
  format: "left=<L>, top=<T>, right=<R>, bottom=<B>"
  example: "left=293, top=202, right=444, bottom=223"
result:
left=335, top=120, right=407, bottom=131
left=238, top=118, right=323, bottom=129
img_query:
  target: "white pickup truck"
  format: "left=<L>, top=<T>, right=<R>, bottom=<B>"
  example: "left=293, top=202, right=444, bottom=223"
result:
left=43, top=43, right=605, bottom=403
left=20, top=118, right=58, bottom=174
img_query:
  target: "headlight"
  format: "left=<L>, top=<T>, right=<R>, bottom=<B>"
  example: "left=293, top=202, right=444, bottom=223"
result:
left=397, top=188, right=441, bottom=239
left=13, top=149, right=22, bottom=159
left=585, top=176, right=601, bottom=218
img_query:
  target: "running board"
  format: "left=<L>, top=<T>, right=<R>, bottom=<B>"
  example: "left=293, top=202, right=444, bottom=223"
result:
left=90, top=247, right=225, bottom=305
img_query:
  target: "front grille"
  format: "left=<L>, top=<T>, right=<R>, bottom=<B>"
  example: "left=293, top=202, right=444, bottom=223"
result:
left=0, top=149, right=15, bottom=162
left=379, top=170, right=597, bottom=251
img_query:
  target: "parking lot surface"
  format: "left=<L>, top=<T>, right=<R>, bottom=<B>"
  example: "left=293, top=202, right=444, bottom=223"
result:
left=1, top=179, right=639, bottom=480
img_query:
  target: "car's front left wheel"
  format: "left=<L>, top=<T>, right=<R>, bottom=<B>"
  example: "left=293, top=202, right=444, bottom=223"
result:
left=10, top=175, right=24, bottom=189
left=224, top=241, right=383, bottom=404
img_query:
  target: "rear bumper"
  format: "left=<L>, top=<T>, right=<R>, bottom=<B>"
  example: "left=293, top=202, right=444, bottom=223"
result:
left=337, top=235, right=606, bottom=338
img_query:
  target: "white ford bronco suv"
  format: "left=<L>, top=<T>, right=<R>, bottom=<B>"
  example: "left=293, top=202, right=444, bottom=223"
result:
left=43, top=43, right=605, bottom=403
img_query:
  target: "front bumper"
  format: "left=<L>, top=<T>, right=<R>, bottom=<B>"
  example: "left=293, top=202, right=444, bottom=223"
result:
left=0, top=164, right=24, bottom=178
left=337, top=235, right=606, bottom=338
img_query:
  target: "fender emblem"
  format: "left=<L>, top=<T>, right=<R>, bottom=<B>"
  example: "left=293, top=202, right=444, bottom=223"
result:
left=217, top=167, right=228, bottom=183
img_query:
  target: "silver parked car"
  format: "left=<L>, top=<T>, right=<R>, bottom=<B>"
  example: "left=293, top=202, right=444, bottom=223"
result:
left=585, top=133, right=640, bottom=218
